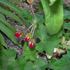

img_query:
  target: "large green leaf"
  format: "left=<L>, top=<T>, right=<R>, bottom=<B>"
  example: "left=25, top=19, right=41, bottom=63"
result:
left=35, top=20, right=61, bottom=54
left=36, top=24, right=61, bottom=54
left=41, top=0, right=63, bottom=35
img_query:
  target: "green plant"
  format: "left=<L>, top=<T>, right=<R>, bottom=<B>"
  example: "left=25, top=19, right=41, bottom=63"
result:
left=41, top=0, right=63, bottom=35
left=0, top=0, right=32, bottom=48
left=0, top=0, right=70, bottom=70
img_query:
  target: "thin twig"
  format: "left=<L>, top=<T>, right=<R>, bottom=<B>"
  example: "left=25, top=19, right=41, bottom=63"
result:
left=30, top=4, right=35, bottom=15
left=26, top=24, right=33, bottom=32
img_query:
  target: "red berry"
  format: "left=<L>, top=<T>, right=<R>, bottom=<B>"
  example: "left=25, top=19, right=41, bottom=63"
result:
left=28, top=40, right=35, bottom=48
left=24, top=36, right=30, bottom=42
left=15, top=32, right=22, bottom=38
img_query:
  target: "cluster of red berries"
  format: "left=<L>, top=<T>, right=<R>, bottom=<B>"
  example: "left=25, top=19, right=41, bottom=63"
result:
left=24, top=35, right=35, bottom=48
left=15, top=31, right=35, bottom=49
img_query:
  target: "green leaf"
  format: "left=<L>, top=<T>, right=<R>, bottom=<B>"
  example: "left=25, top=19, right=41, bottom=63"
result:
left=0, top=22, right=17, bottom=44
left=0, top=13, right=15, bottom=32
left=0, top=7, right=23, bottom=25
left=64, top=9, right=70, bottom=19
left=0, top=14, right=5, bottom=21
left=0, top=33, right=7, bottom=48
left=36, top=23, right=48, bottom=42
left=23, top=44, right=36, bottom=61
left=45, top=35, right=60, bottom=55
left=0, top=48, right=20, bottom=70
left=41, top=0, right=63, bottom=35
left=0, top=0, right=32, bottom=23
left=8, top=0, right=22, bottom=4
left=35, top=23, right=48, bottom=52
left=36, top=43, right=45, bottom=52
left=24, top=58, right=47, bottom=70
left=51, top=51, right=70, bottom=70
left=24, top=62, right=34, bottom=70
left=49, top=0, right=56, bottom=6
left=64, top=23, right=70, bottom=30
left=35, top=58, right=48, bottom=70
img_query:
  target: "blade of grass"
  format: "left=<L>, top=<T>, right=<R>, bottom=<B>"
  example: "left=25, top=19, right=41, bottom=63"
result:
left=0, top=22, right=17, bottom=44
left=0, top=0, right=32, bottom=23
left=0, top=7, right=23, bottom=25
left=0, top=14, right=15, bottom=32
left=0, top=33, right=7, bottom=48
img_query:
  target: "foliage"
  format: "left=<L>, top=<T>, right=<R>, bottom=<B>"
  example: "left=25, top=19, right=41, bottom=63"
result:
left=0, top=0, right=70, bottom=70
left=0, top=0, right=32, bottom=47
left=41, top=0, right=63, bottom=35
